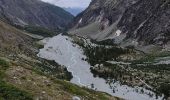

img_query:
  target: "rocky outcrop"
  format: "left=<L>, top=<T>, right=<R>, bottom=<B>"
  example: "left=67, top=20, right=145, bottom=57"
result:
left=0, top=0, right=74, bottom=30
left=118, top=0, right=170, bottom=45
left=70, top=0, right=170, bottom=46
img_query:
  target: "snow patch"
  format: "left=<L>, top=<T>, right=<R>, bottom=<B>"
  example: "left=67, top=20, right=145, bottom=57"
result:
left=78, top=18, right=82, bottom=24
left=116, top=30, right=121, bottom=36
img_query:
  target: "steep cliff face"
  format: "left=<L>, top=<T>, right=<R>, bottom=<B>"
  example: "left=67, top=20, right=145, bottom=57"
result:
left=72, top=0, right=136, bottom=28
left=70, top=0, right=170, bottom=46
left=118, top=0, right=170, bottom=45
left=0, top=0, right=73, bottom=30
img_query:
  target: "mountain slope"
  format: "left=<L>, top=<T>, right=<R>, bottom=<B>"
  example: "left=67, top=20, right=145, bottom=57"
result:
left=0, top=0, right=74, bottom=31
left=70, top=0, right=170, bottom=46
left=0, top=19, right=121, bottom=100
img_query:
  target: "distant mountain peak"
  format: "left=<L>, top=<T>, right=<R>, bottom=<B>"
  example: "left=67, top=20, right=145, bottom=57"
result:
left=63, top=7, right=85, bottom=16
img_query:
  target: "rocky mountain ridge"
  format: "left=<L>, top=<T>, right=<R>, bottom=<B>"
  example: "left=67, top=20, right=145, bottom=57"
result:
left=70, top=0, right=170, bottom=47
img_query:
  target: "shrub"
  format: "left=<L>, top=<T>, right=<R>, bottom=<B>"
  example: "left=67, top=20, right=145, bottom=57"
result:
left=0, top=81, right=33, bottom=100
left=0, top=59, right=9, bottom=70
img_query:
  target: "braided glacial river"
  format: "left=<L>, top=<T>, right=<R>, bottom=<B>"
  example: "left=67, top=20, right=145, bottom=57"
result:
left=37, top=34, right=163, bottom=100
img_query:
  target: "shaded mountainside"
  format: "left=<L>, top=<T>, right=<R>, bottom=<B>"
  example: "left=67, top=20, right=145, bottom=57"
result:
left=0, top=20, right=121, bottom=100
left=0, top=0, right=74, bottom=31
left=70, top=0, right=170, bottom=46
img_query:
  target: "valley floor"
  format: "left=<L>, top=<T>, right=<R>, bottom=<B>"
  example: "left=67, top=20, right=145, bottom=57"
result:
left=38, top=34, right=168, bottom=100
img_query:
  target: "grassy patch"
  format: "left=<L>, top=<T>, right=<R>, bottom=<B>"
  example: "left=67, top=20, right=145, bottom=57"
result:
left=24, top=26, right=57, bottom=37
left=34, top=60, right=73, bottom=81
left=0, top=59, right=33, bottom=100
left=54, top=79, right=113, bottom=100
left=14, top=25, right=58, bottom=37
left=131, top=64, right=170, bottom=72
left=132, top=51, right=170, bottom=64
left=90, top=39, right=117, bottom=46
left=34, top=42, right=44, bottom=49
left=0, top=81, right=33, bottom=100
left=0, top=58, right=9, bottom=70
